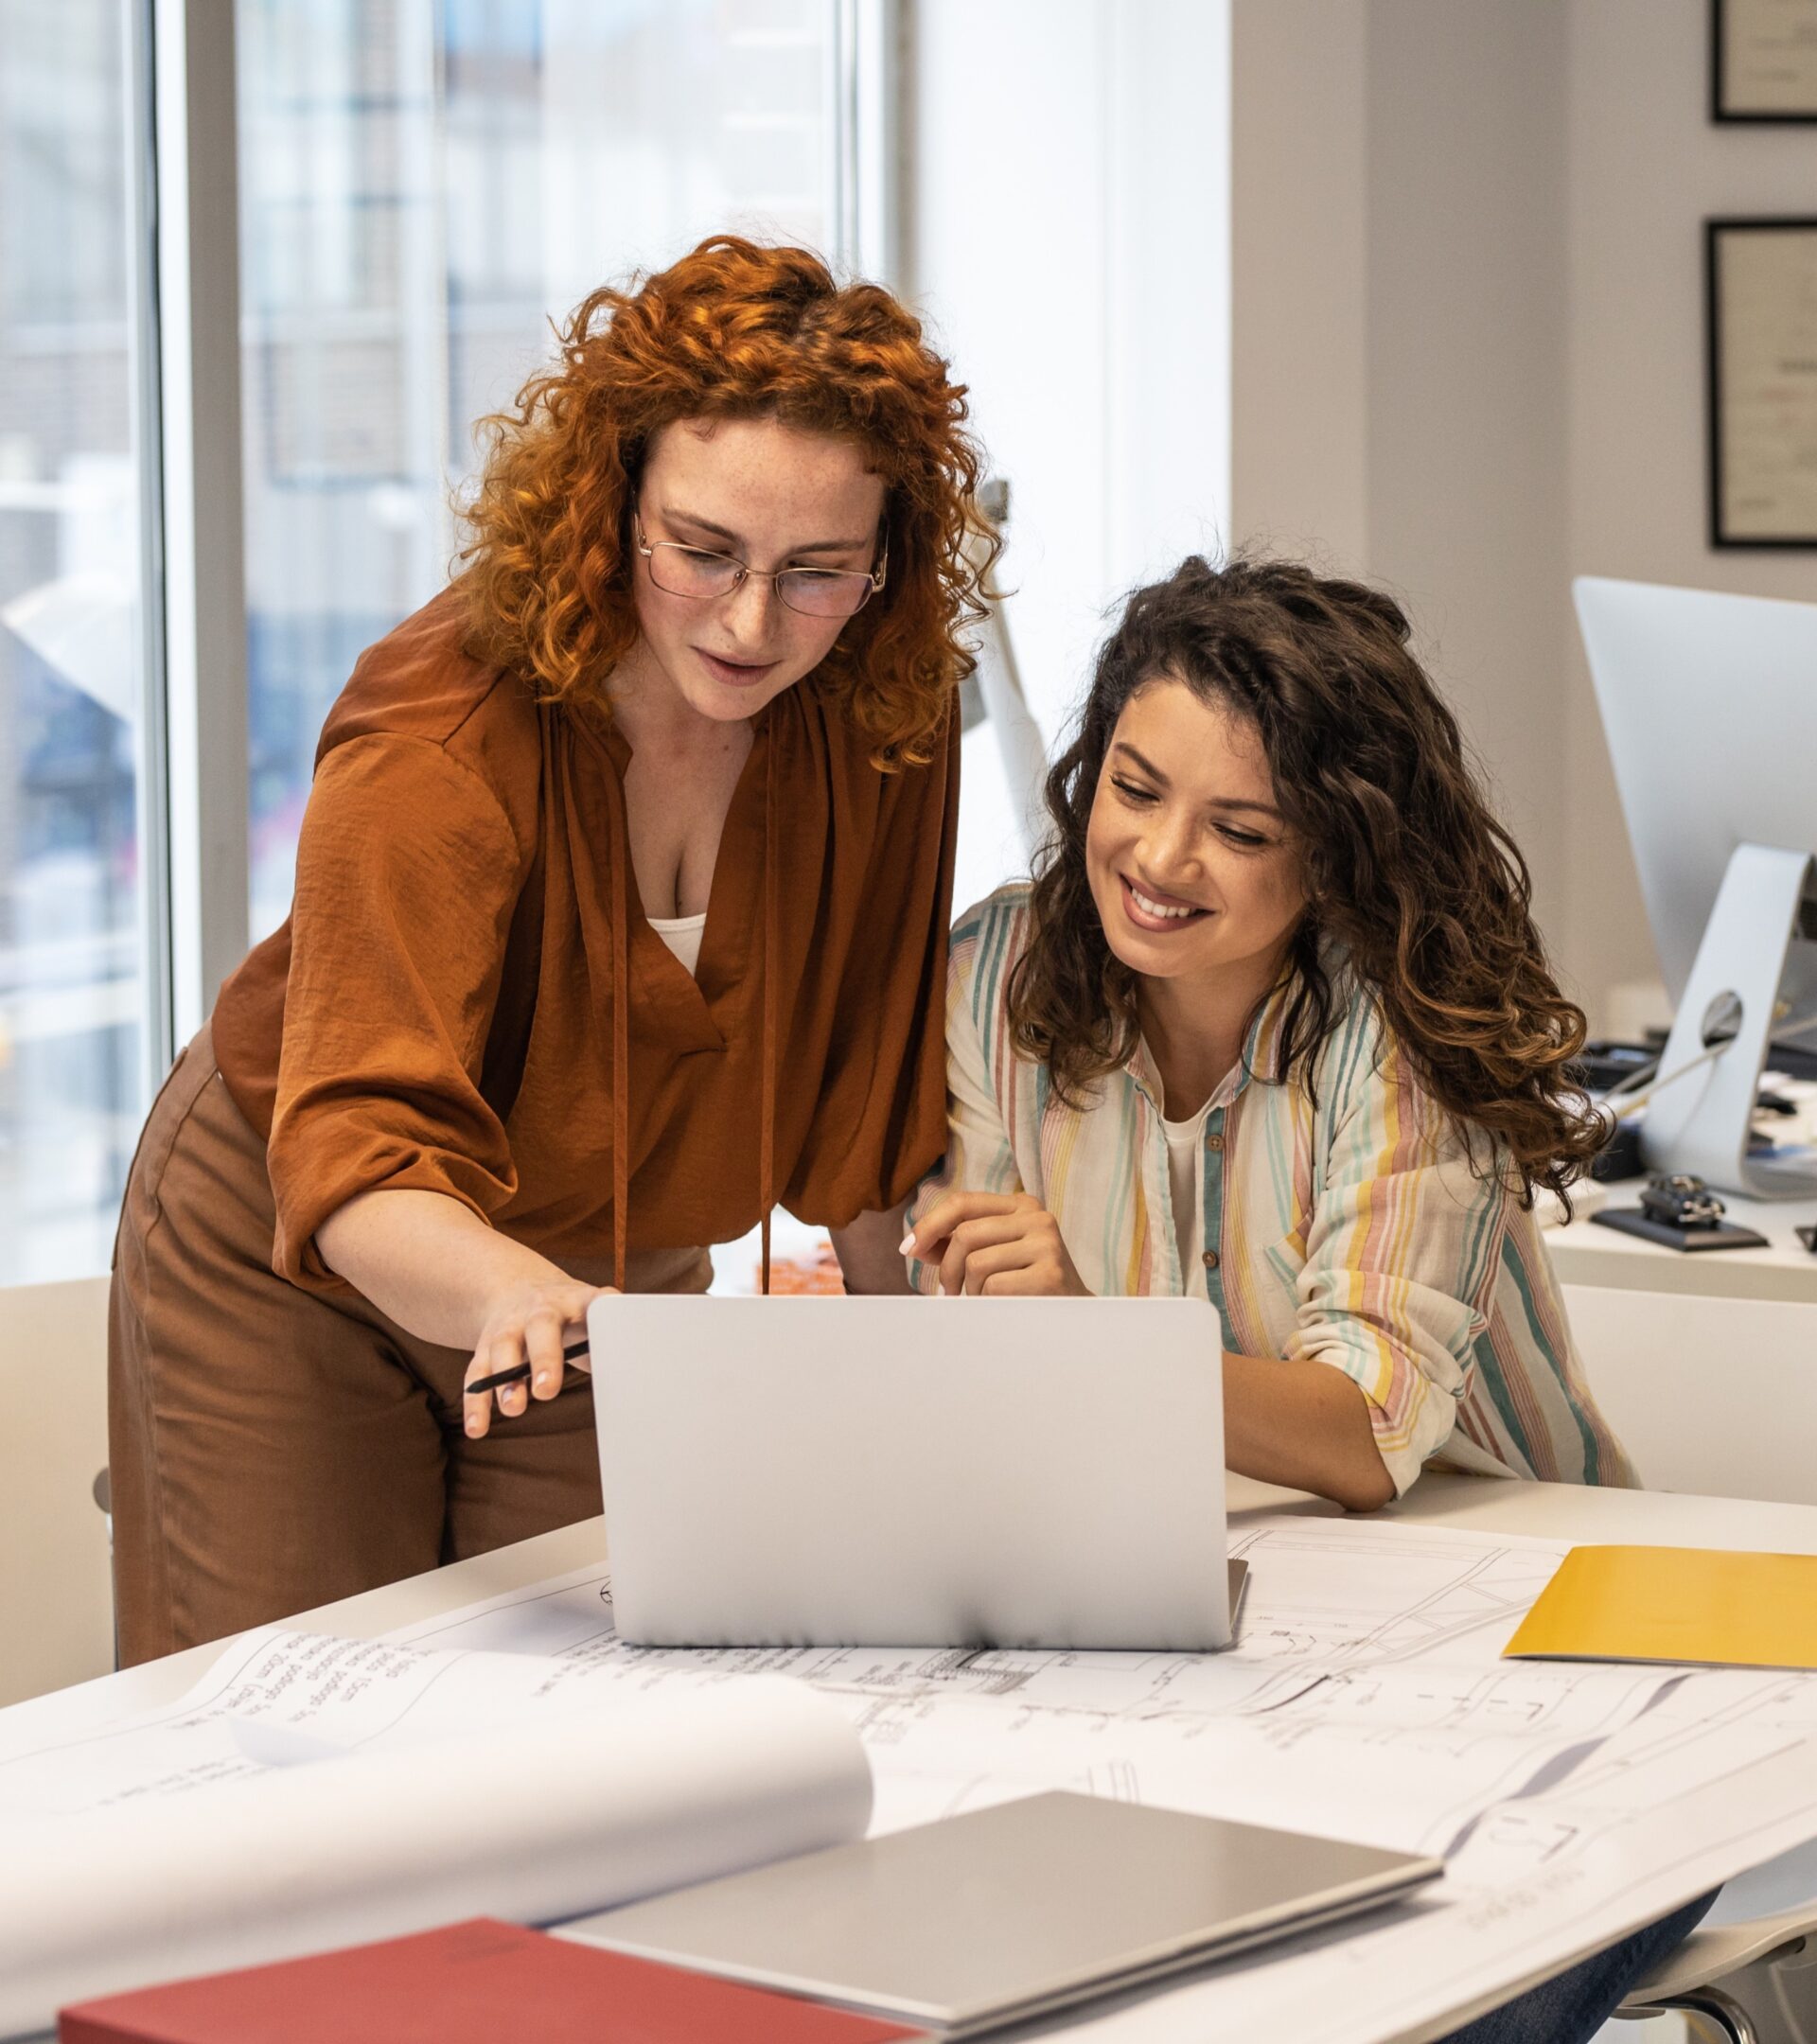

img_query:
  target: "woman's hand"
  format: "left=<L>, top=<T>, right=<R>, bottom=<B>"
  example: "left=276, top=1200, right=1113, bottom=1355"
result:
left=462, top=1278, right=615, bottom=1437
left=904, top=1191, right=1092, bottom=1297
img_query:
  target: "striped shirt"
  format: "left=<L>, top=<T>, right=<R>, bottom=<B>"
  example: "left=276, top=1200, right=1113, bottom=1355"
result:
left=906, top=887, right=1634, bottom=1496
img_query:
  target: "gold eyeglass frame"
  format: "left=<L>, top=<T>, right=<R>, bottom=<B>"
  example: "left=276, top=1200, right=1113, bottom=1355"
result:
left=632, top=513, right=888, bottom=618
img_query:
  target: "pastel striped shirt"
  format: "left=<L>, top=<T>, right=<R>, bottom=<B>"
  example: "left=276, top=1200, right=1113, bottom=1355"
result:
left=907, top=887, right=1634, bottom=1496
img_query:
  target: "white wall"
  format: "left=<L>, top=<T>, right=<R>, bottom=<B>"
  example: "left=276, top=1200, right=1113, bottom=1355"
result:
left=1230, top=0, right=1817, bottom=1031
left=908, top=0, right=1230, bottom=917
left=1228, top=2, right=1368, bottom=571
left=906, top=0, right=1817, bottom=1022
left=1366, top=3, right=1571, bottom=940
left=1231, top=0, right=1573, bottom=982
left=1565, top=0, right=1817, bottom=1016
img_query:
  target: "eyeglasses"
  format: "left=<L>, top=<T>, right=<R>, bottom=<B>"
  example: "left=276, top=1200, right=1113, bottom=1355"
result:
left=633, top=514, right=887, bottom=620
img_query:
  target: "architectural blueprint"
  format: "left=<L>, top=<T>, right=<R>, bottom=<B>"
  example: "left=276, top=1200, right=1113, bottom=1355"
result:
left=5, top=1514, right=1816, bottom=2041
left=386, top=1512, right=1817, bottom=2042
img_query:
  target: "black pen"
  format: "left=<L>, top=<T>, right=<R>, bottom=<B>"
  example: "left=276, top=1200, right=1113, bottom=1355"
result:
left=467, top=1338, right=591, bottom=1398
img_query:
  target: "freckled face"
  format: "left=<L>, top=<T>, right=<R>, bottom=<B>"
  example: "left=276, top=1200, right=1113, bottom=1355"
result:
left=628, top=414, right=886, bottom=724
left=1085, top=676, right=1307, bottom=985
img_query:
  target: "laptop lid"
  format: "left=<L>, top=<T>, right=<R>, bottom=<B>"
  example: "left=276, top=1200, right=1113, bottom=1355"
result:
left=589, top=1295, right=1232, bottom=1651
left=561, top=1790, right=1443, bottom=2034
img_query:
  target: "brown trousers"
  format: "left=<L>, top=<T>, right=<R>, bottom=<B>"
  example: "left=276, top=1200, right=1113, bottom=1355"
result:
left=108, top=1025, right=710, bottom=1665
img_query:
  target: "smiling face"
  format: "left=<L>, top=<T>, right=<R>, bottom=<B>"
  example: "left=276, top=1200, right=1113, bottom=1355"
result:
left=624, top=413, right=886, bottom=725
left=1085, top=674, right=1307, bottom=995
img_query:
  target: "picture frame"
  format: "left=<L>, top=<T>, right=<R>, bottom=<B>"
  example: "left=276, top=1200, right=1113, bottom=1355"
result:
left=1706, top=218, right=1817, bottom=548
left=1713, top=0, right=1817, bottom=122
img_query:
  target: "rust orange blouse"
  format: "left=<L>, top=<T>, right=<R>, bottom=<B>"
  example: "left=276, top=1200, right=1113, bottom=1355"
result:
left=211, top=589, right=960, bottom=1294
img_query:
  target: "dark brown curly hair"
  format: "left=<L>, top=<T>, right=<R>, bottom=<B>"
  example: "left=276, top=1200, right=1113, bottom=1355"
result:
left=458, top=236, right=991, bottom=766
left=1007, top=554, right=1603, bottom=1207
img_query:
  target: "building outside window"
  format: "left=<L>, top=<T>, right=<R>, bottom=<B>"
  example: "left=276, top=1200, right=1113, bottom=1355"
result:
left=0, top=1, right=153, bottom=1285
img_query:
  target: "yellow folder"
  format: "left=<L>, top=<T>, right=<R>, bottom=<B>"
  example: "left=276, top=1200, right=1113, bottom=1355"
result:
left=1503, top=1545, right=1817, bottom=1672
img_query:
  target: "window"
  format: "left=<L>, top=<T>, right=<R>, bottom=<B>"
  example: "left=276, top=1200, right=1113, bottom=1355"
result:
left=238, top=0, right=850, bottom=939
left=0, top=2, right=154, bottom=1284
left=0, top=0, right=883, bottom=1285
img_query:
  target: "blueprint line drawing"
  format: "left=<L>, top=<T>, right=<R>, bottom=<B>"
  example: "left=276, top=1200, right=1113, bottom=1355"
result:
left=6, top=1513, right=1817, bottom=2043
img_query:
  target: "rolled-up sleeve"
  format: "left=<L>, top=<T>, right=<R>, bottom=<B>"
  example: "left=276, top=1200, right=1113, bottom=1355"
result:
left=1286, top=1023, right=1508, bottom=1495
left=903, top=916, right=1021, bottom=1295
left=268, top=734, right=528, bottom=1292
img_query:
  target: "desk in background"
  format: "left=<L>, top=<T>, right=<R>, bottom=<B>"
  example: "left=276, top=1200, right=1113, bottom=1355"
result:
left=1547, top=1189, right=1817, bottom=1305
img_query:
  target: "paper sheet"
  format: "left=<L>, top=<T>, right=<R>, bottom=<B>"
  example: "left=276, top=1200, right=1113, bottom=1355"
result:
left=385, top=1514, right=1817, bottom=2044
left=0, top=1621, right=763, bottom=1819
left=9, top=1516, right=1817, bottom=2042
left=0, top=1643, right=869, bottom=2039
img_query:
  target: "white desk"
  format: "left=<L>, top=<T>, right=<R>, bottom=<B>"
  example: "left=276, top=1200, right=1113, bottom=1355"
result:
left=1546, top=1189, right=1817, bottom=1304
left=12, top=1473, right=1817, bottom=2043
left=21, top=1471, right=1817, bottom=1749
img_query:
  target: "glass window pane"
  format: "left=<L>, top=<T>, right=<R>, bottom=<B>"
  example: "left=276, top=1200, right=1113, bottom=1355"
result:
left=0, top=1, right=152, bottom=1285
left=238, top=0, right=841, bottom=941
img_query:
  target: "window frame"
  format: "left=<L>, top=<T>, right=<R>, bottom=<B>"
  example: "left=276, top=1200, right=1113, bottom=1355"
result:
left=146, top=0, right=252, bottom=1062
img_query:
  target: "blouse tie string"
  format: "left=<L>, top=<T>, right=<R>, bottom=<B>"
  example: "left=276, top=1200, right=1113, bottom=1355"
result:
left=602, top=739, right=631, bottom=1298
left=760, top=725, right=777, bottom=1297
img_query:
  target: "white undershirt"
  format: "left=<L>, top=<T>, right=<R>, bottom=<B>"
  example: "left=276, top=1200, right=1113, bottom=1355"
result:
left=1159, top=1095, right=1217, bottom=1274
left=647, top=911, right=708, bottom=979
left=1147, top=1045, right=1245, bottom=1280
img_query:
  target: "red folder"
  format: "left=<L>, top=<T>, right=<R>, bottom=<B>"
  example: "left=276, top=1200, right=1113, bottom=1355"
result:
left=59, top=1918, right=929, bottom=2044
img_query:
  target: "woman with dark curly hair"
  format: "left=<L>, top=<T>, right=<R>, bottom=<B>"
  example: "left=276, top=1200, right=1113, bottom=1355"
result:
left=110, top=237, right=984, bottom=1662
left=902, top=554, right=1632, bottom=1511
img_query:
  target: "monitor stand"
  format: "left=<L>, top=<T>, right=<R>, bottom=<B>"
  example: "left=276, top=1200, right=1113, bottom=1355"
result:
left=1641, top=842, right=1817, bottom=1200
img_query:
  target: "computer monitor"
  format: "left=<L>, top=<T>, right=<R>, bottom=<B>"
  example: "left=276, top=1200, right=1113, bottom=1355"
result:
left=1574, top=575, right=1817, bottom=1005
left=1574, top=575, right=1817, bottom=1196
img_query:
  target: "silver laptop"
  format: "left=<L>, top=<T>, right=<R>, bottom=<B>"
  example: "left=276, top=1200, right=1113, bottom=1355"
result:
left=588, top=1295, right=1244, bottom=1650
left=561, top=1790, right=1443, bottom=2034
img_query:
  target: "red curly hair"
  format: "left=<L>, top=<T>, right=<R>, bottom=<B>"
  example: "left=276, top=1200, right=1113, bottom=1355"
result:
left=458, top=236, right=990, bottom=766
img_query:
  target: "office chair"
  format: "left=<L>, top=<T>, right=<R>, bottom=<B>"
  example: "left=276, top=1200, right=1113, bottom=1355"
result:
left=1617, top=1839, right=1817, bottom=2042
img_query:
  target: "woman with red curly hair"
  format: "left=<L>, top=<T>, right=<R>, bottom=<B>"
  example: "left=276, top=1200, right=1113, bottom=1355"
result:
left=108, top=238, right=984, bottom=1663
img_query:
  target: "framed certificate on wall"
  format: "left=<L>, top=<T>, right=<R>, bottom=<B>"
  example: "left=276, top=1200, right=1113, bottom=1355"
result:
left=1707, top=219, right=1817, bottom=547
left=1714, top=0, right=1817, bottom=120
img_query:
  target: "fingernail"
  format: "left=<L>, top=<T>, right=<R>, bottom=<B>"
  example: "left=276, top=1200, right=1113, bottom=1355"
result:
left=898, top=1232, right=916, bottom=1255
left=466, top=1415, right=482, bottom=1436
left=534, top=1371, right=551, bottom=1392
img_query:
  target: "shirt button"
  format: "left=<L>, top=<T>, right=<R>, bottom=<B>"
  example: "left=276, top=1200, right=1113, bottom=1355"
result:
left=1206, top=1134, right=1225, bottom=1153
left=1202, top=1249, right=1220, bottom=1270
